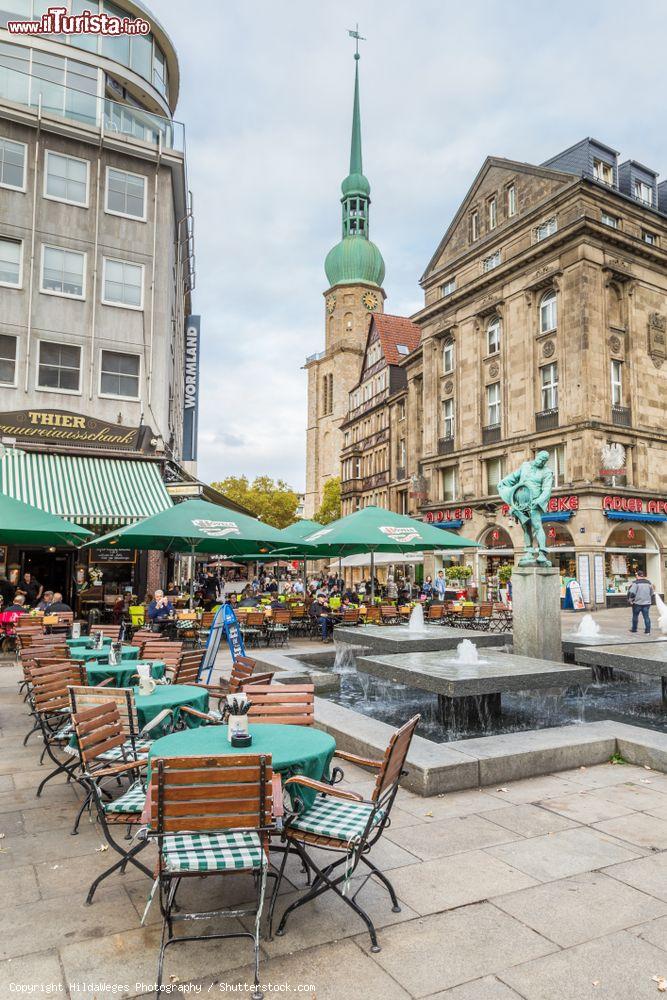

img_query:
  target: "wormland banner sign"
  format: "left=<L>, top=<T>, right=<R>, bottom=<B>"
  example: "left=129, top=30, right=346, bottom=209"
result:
left=183, top=316, right=200, bottom=461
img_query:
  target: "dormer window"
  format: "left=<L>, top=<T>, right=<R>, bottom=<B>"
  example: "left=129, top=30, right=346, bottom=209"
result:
left=634, top=180, right=653, bottom=206
left=594, top=159, right=614, bottom=185
left=396, top=344, right=409, bottom=356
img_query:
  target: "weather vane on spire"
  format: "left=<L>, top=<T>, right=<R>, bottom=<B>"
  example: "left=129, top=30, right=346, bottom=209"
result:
left=348, top=24, right=366, bottom=59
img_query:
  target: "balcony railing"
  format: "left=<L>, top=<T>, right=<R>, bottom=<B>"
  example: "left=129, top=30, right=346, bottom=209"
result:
left=438, top=436, right=455, bottom=455
left=535, top=408, right=559, bottom=432
left=396, top=466, right=406, bottom=481
left=482, top=423, right=501, bottom=445
left=612, top=405, right=632, bottom=427
left=0, top=64, right=185, bottom=151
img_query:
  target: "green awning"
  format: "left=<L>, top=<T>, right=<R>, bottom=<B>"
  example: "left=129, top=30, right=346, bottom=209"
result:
left=0, top=451, right=172, bottom=527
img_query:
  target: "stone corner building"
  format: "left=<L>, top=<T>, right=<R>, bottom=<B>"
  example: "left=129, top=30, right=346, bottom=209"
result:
left=306, top=129, right=667, bottom=606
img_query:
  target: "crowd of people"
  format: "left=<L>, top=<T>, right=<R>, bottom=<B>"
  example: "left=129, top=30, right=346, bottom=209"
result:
left=0, top=572, right=73, bottom=615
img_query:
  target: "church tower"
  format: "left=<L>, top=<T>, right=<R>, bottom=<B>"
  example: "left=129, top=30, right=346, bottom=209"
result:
left=304, top=36, right=386, bottom=518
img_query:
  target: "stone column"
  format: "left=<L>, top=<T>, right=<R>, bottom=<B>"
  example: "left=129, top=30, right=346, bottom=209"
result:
left=512, top=566, right=562, bottom=661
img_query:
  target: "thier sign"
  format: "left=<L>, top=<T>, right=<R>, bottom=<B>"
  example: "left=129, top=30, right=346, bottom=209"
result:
left=183, top=316, right=200, bottom=462
left=0, top=409, right=150, bottom=452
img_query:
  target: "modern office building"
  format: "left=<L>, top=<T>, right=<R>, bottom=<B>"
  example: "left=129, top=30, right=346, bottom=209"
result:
left=328, top=137, right=667, bottom=605
left=0, top=0, right=197, bottom=600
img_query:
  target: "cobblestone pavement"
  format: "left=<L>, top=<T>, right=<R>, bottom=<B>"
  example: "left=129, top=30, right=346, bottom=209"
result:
left=3, top=643, right=667, bottom=999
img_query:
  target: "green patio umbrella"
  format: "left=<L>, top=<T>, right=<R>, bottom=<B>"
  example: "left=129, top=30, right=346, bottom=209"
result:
left=232, top=520, right=324, bottom=591
left=0, top=492, right=93, bottom=546
left=84, top=498, right=290, bottom=607
left=301, top=506, right=478, bottom=599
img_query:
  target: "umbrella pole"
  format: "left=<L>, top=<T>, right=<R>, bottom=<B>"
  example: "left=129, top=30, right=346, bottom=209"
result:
left=189, top=543, right=195, bottom=610
left=302, top=555, right=307, bottom=596
left=370, top=551, right=375, bottom=602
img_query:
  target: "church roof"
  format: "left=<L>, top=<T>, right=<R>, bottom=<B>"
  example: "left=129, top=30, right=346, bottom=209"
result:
left=372, top=314, right=421, bottom=364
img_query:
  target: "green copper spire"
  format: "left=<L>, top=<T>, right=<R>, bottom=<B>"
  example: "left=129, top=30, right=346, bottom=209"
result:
left=324, top=29, right=385, bottom=289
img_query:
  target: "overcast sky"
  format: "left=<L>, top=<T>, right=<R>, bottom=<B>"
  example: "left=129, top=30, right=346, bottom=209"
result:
left=154, top=0, right=667, bottom=492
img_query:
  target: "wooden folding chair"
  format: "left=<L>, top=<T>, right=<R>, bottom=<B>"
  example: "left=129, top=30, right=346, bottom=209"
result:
left=141, top=640, right=183, bottom=682
left=341, top=608, right=360, bottom=625
left=427, top=604, right=444, bottom=621
left=29, top=660, right=87, bottom=796
left=380, top=605, right=400, bottom=625
left=70, top=701, right=153, bottom=903
left=90, top=623, right=124, bottom=641
left=175, top=655, right=275, bottom=727
left=272, top=715, right=420, bottom=951
left=248, top=684, right=314, bottom=726
left=363, top=606, right=381, bottom=624
left=149, top=753, right=274, bottom=998
left=266, top=609, right=291, bottom=648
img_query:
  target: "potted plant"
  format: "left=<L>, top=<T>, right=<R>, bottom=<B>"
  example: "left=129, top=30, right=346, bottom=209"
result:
left=445, top=564, right=473, bottom=587
left=497, top=562, right=513, bottom=605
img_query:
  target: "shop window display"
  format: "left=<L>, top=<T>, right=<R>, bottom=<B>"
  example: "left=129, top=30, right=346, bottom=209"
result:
left=605, top=525, right=655, bottom=596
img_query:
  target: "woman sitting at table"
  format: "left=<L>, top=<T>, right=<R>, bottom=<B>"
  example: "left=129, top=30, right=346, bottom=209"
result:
left=147, top=589, right=173, bottom=623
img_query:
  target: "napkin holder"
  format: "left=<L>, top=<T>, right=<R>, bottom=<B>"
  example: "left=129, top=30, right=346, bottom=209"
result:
left=71, top=622, right=81, bottom=639
left=137, top=662, right=156, bottom=696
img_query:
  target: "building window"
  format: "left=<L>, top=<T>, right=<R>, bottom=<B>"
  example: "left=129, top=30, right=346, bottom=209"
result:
left=442, top=339, right=454, bottom=373
left=487, top=316, right=501, bottom=355
left=539, top=289, right=557, bottom=333
left=397, top=490, right=408, bottom=514
left=0, top=137, right=26, bottom=191
left=398, top=438, right=406, bottom=468
left=37, top=341, right=81, bottom=392
left=102, top=257, right=143, bottom=309
left=601, top=211, right=619, bottom=229
left=44, top=150, right=88, bottom=206
left=442, top=397, right=454, bottom=439
left=534, top=217, right=557, bottom=242
left=41, top=245, right=85, bottom=298
left=634, top=180, right=653, bottom=206
left=545, top=444, right=566, bottom=487
left=482, top=250, right=501, bottom=273
left=643, top=230, right=657, bottom=246
left=100, top=350, right=140, bottom=398
left=105, top=167, right=147, bottom=220
left=470, top=210, right=479, bottom=242
left=485, top=457, right=504, bottom=495
left=540, top=362, right=559, bottom=410
left=343, top=431, right=350, bottom=447
left=398, top=400, right=406, bottom=421
left=593, top=159, right=614, bottom=185
left=506, top=184, right=516, bottom=217
left=0, top=236, right=22, bottom=287
left=487, top=197, right=497, bottom=230
left=611, top=359, right=623, bottom=405
left=486, top=382, right=501, bottom=426
left=441, top=277, right=456, bottom=296
left=0, top=333, right=17, bottom=385
left=441, top=466, right=457, bottom=502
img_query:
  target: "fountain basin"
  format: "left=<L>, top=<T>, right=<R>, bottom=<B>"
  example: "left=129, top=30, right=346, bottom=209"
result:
left=335, top=624, right=509, bottom=655
left=356, top=649, right=591, bottom=699
left=576, top=641, right=667, bottom=683
left=562, top=632, right=667, bottom=662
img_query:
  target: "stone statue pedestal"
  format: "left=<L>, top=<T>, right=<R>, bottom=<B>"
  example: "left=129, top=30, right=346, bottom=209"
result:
left=512, top=566, right=562, bottom=662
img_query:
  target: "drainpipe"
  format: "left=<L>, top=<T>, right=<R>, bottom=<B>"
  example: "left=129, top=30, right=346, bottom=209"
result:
left=23, top=99, right=41, bottom=393
left=147, top=136, right=162, bottom=408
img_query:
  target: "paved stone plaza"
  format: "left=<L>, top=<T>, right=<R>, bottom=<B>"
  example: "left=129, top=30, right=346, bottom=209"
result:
left=4, top=616, right=667, bottom=999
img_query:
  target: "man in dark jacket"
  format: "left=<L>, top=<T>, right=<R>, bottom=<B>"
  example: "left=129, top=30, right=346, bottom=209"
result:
left=628, top=571, right=655, bottom=634
left=310, top=594, right=334, bottom=641
left=46, top=592, right=72, bottom=613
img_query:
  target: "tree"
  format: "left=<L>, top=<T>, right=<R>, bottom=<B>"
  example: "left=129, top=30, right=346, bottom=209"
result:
left=211, top=475, right=299, bottom=529
left=314, top=477, right=341, bottom=525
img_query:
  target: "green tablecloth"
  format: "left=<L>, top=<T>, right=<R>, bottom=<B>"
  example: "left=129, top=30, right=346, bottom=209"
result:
left=71, top=644, right=139, bottom=665
left=148, top=723, right=336, bottom=809
left=67, top=636, right=112, bottom=650
left=134, top=684, right=208, bottom=732
left=86, top=659, right=165, bottom=689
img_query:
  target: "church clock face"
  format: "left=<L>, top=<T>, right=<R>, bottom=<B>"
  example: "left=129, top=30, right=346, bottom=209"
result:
left=325, top=294, right=336, bottom=314
left=362, top=291, right=379, bottom=312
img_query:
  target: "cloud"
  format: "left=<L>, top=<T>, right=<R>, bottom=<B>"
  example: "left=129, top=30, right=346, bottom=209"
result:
left=153, top=0, right=667, bottom=490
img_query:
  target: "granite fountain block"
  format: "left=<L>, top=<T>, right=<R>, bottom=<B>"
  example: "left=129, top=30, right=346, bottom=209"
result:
left=512, top=565, right=562, bottom=661
left=334, top=624, right=509, bottom=655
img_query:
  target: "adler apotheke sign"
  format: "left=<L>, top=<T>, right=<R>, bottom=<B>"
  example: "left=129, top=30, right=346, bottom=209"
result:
left=0, top=409, right=151, bottom=451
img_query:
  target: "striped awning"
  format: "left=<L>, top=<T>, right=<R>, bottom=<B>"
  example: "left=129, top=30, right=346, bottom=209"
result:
left=0, top=451, right=172, bottom=526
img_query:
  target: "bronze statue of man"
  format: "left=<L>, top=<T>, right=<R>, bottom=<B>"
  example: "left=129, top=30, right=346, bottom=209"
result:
left=497, top=450, right=554, bottom=566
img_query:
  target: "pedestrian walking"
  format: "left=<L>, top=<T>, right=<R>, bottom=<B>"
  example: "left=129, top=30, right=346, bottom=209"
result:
left=628, top=570, right=655, bottom=635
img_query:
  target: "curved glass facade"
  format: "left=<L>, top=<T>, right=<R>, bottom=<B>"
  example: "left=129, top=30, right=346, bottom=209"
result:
left=0, top=0, right=170, bottom=104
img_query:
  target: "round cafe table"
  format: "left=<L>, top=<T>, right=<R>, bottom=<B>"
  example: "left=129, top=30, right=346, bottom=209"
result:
left=70, top=644, right=139, bottom=665
left=134, top=683, right=208, bottom=731
left=148, top=723, right=336, bottom=810
left=67, top=636, right=112, bottom=651
left=86, top=659, right=166, bottom=689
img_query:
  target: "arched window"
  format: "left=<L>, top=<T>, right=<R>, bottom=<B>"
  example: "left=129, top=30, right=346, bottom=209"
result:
left=442, top=339, right=455, bottom=373
left=487, top=316, right=501, bottom=355
left=539, top=290, right=557, bottom=333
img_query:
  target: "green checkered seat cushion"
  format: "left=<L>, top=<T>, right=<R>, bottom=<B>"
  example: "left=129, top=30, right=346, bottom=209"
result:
left=53, top=720, right=74, bottom=742
left=288, top=796, right=382, bottom=843
left=161, top=831, right=266, bottom=873
left=104, top=779, right=147, bottom=814
left=100, top=738, right=151, bottom=762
